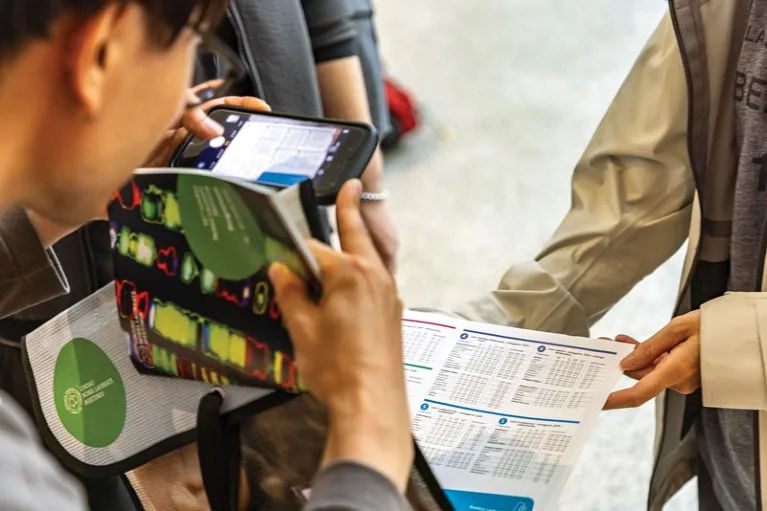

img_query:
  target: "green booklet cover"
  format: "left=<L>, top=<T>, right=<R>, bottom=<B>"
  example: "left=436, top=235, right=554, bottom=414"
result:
left=108, top=169, right=320, bottom=392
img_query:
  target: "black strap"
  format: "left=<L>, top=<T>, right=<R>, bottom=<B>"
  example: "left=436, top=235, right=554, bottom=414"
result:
left=197, top=390, right=242, bottom=511
left=299, top=178, right=331, bottom=244
left=413, top=438, right=454, bottom=511
left=0, top=318, right=45, bottom=342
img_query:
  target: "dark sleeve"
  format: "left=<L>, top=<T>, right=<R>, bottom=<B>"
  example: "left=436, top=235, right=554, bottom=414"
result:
left=347, top=2, right=392, bottom=136
left=302, top=0, right=358, bottom=63
left=305, top=461, right=407, bottom=511
left=0, top=207, right=68, bottom=319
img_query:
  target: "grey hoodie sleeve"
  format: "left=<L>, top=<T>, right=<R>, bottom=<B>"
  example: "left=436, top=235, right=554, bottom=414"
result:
left=306, top=461, right=407, bottom=510
left=302, top=0, right=358, bottom=63
left=0, top=391, right=87, bottom=511
left=0, top=206, right=69, bottom=319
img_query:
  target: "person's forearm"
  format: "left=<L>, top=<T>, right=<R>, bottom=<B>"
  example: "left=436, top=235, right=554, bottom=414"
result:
left=316, top=57, right=384, bottom=192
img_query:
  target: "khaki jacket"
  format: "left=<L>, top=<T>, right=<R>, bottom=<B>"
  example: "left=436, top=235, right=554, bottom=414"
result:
left=456, top=1, right=767, bottom=509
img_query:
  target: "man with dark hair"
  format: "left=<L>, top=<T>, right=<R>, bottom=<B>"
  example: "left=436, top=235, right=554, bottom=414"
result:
left=0, top=3, right=231, bottom=508
left=0, top=2, right=398, bottom=506
left=0, top=1, right=415, bottom=510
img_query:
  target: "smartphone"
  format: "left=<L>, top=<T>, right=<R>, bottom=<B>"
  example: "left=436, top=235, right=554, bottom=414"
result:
left=171, top=106, right=378, bottom=205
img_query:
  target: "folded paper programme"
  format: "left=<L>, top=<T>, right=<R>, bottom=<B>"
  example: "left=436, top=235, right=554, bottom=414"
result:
left=402, top=311, right=632, bottom=511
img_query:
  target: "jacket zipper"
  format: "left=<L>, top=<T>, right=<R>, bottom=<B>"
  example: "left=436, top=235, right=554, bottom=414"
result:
left=667, top=2, right=763, bottom=508
left=650, top=0, right=707, bottom=507
left=755, top=179, right=767, bottom=510
left=668, top=0, right=704, bottom=314
left=749, top=2, right=767, bottom=507
left=227, top=2, right=265, bottom=100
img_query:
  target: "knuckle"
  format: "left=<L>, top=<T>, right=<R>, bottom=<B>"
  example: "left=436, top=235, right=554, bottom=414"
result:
left=348, top=255, right=384, bottom=283
left=331, top=254, right=355, bottom=275
left=333, top=256, right=369, bottom=288
left=346, top=254, right=369, bottom=274
left=378, top=271, right=397, bottom=294
left=633, top=344, right=650, bottom=360
left=359, top=259, right=379, bottom=278
left=668, top=316, right=689, bottom=336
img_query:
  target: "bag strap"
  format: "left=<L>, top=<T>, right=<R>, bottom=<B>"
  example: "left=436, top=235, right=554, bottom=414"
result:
left=413, top=438, right=455, bottom=511
left=197, top=389, right=242, bottom=511
left=299, top=178, right=331, bottom=244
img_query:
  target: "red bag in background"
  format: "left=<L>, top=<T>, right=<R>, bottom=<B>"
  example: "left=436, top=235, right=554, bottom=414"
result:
left=381, top=78, right=420, bottom=150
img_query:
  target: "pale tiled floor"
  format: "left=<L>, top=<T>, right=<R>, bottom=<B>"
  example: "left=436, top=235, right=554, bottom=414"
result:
left=376, top=1, right=696, bottom=509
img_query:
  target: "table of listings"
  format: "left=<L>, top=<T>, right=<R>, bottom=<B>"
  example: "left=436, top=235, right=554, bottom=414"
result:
left=413, top=405, right=577, bottom=485
left=401, top=313, right=631, bottom=511
left=425, top=329, right=609, bottom=415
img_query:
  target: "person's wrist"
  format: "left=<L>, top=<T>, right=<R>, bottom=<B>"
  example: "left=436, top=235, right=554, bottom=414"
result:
left=325, top=414, right=412, bottom=491
left=323, top=387, right=412, bottom=490
left=324, top=384, right=392, bottom=424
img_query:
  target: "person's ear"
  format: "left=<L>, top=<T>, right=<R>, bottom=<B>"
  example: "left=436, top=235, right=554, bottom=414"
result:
left=65, top=3, right=128, bottom=116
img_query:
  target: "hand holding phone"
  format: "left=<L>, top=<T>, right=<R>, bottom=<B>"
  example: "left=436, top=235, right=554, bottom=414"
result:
left=171, top=106, right=378, bottom=205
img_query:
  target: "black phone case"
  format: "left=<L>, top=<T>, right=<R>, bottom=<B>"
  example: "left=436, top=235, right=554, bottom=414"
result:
left=169, top=105, right=379, bottom=206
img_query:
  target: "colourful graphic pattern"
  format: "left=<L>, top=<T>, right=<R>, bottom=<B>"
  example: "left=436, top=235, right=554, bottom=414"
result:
left=117, top=281, right=294, bottom=388
left=115, top=226, right=157, bottom=267
left=140, top=185, right=183, bottom=231
left=109, top=174, right=302, bottom=391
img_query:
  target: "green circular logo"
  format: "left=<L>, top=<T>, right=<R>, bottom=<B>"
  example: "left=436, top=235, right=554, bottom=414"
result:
left=177, top=173, right=267, bottom=280
left=53, top=338, right=126, bottom=448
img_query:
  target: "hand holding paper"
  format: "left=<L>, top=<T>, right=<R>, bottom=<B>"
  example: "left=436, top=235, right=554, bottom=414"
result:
left=403, top=311, right=634, bottom=510
left=604, top=311, right=702, bottom=410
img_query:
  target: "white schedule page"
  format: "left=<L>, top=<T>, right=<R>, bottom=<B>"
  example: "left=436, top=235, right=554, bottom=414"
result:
left=402, top=311, right=632, bottom=511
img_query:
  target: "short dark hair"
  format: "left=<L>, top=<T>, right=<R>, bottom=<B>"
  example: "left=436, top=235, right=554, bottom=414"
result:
left=0, top=0, right=228, bottom=61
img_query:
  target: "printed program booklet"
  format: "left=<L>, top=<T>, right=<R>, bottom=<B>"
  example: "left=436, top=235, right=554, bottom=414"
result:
left=108, top=168, right=323, bottom=392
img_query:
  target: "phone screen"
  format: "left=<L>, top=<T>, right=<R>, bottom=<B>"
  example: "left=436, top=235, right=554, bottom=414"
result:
left=174, top=110, right=364, bottom=188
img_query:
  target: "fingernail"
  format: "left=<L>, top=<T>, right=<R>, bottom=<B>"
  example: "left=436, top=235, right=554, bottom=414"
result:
left=204, top=117, right=224, bottom=136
